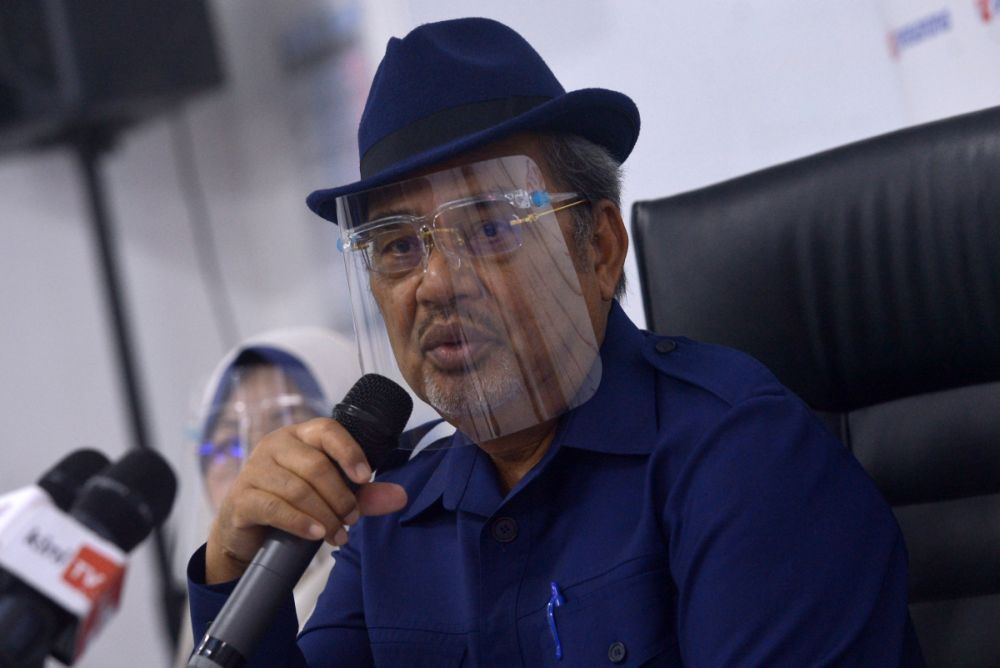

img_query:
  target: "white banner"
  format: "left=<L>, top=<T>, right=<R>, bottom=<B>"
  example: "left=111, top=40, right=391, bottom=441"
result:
left=879, top=0, right=1000, bottom=122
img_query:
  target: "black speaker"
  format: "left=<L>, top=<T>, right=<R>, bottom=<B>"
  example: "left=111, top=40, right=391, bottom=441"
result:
left=0, top=0, right=224, bottom=154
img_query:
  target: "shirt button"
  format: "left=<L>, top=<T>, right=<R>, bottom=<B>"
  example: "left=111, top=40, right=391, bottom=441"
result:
left=655, top=339, right=676, bottom=354
left=608, top=640, right=627, bottom=663
left=491, top=516, right=518, bottom=543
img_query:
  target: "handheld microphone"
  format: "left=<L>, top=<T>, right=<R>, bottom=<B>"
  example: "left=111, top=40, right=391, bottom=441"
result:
left=0, top=449, right=177, bottom=667
left=190, top=374, right=413, bottom=668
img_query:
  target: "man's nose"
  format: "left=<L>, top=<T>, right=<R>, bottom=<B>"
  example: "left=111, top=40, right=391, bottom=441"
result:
left=415, top=243, right=479, bottom=306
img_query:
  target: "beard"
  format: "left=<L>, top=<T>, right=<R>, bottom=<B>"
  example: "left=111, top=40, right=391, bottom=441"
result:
left=421, top=343, right=522, bottom=418
left=408, top=297, right=585, bottom=439
left=414, top=302, right=524, bottom=418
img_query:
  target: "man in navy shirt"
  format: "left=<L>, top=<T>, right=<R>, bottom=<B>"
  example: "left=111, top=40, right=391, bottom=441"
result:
left=188, top=17, right=923, bottom=667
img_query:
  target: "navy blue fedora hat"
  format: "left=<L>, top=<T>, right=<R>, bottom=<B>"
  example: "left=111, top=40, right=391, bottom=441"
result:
left=306, top=17, right=640, bottom=223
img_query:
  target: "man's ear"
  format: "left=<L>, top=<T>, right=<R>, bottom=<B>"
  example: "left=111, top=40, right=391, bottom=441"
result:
left=588, top=200, right=629, bottom=302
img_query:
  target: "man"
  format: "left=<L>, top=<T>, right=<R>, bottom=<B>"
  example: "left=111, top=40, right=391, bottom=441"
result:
left=188, top=18, right=924, bottom=666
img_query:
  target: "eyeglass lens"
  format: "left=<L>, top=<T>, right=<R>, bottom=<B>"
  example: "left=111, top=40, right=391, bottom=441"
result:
left=365, top=199, right=525, bottom=275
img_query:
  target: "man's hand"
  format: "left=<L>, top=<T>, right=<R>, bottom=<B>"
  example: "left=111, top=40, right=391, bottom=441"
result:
left=204, top=417, right=408, bottom=584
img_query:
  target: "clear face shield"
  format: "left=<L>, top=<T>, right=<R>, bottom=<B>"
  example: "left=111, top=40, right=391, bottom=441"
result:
left=198, top=364, right=328, bottom=510
left=337, top=155, right=603, bottom=446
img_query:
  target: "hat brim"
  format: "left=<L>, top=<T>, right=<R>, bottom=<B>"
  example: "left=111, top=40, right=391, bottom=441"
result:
left=306, top=88, right=640, bottom=224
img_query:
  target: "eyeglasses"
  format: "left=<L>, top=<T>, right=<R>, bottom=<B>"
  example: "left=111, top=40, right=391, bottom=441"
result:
left=198, top=395, right=325, bottom=470
left=339, top=189, right=587, bottom=277
left=198, top=437, right=247, bottom=472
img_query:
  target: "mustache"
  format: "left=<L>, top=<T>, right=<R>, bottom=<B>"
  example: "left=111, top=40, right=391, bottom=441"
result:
left=415, top=305, right=503, bottom=341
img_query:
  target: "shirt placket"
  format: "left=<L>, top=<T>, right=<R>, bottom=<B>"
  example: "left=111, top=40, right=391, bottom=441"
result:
left=477, top=493, right=531, bottom=668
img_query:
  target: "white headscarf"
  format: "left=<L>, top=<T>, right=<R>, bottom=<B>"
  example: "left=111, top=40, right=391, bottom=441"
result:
left=194, top=326, right=361, bottom=435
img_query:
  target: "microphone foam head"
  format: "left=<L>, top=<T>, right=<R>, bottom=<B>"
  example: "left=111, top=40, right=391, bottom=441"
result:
left=333, top=374, right=413, bottom=469
left=72, top=449, right=178, bottom=552
left=38, top=448, right=111, bottom=511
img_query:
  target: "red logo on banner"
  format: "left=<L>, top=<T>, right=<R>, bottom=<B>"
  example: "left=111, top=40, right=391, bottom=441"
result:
left=62, top=545, right=124, bottom=601
left=62, top=546, right=126, bottom=660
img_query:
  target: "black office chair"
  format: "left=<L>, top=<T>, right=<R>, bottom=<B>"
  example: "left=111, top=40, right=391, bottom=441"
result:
left=631, top=105, right=1000, bottom=667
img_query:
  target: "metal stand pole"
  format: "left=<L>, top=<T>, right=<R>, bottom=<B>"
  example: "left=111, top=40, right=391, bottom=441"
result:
left=73, top=126, right=185, bottom=647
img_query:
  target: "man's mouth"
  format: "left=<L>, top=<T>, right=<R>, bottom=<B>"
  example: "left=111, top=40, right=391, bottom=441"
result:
left=419, top=322, right=493, bottom=370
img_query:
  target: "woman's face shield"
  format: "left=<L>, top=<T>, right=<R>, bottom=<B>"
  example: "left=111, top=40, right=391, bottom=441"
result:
left=198, top=365, right=327, bottom=509
left=336, top=155, right=603, bottom=445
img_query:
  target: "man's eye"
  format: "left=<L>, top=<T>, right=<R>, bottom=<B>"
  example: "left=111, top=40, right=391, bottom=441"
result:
left=469, top=219, right=513, bottom=243
left=375, top=233, right=419, bottom=256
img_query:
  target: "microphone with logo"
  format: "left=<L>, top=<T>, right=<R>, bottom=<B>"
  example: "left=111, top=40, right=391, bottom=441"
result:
left=190, top=373, right=413, bottom=668
left=0, top=449, right=111, bottom=592
left=0, top=448, right=177, bottom=667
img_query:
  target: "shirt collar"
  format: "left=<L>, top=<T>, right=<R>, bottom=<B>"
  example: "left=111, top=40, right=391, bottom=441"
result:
left=400, top=431, right=496, bottom=523
left=399, top=301, right=658, bottom=524
left=557, top=301, right=659, bottom=455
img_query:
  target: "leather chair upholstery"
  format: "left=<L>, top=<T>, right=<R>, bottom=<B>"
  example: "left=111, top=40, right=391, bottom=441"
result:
left=631, top=105, right=1000, bottom=667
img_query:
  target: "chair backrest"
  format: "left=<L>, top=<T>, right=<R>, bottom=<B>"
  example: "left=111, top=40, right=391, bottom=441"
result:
left=631, top=105, right=1000, bottom=668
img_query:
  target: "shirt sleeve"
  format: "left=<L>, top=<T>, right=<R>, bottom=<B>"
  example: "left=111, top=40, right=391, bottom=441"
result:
left=297, top=525, right=374, bottom=666
left=186, top=544, right=307, bottom=667
left=665, top=391, right=924, bottom=667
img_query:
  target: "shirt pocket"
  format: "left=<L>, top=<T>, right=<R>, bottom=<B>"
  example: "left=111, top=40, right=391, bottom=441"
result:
left=520, top=560, right=680, bottom=667
left=369, top=627, right=467, bottom=667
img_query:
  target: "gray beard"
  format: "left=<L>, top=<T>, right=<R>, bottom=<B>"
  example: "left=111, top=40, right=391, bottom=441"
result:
left=422, top=349, right=521, bottom=418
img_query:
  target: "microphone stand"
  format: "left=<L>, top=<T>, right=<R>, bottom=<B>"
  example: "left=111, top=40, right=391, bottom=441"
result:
left=72, top=124, right=186, bottom=647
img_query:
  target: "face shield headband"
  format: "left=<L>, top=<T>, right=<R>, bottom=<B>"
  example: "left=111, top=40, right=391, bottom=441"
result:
left=336, top=154, right=602, bottom=446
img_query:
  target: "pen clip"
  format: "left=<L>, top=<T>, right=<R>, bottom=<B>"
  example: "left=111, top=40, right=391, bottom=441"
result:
left=547, top=581, right=565, bottom=660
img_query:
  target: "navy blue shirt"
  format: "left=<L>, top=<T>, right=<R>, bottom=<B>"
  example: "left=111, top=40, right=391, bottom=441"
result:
left=189, top=302, right=923, bottom=666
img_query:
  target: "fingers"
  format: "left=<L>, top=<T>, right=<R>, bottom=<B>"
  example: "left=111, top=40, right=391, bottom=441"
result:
left=236, top=487, right=330, bottom=542
left=243, top=458, right=349, bottom=543
left=293, top=418, right=374, bottom=486
left=208, top=416, right=405, bottom=578
left=235, top=417, right=393, bottom=527
left=266, top=424, right=410, bottom=524
left=268, top=440, right=360, bottom=525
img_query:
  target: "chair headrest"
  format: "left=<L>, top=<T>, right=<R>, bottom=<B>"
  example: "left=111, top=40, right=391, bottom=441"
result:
left=633, top=105, right=1000, bottom=411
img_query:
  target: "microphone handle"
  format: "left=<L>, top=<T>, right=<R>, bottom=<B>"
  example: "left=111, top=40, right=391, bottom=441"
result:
left=190, top=459, right=364, bottom=668
left=0, top=585, right=69, bottom=668
left=189, top=531, right=321, bottom=668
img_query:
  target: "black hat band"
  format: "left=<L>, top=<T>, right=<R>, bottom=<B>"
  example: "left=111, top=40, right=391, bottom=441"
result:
left=359, top=96, right=551, bottom=179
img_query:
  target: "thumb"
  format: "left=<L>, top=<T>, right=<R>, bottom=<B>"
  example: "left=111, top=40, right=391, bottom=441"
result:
left=356, top=482, right=408, bottom=517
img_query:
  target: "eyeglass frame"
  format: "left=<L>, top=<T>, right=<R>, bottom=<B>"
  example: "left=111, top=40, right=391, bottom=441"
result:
left=197, top=394, right=328, bottom=472
left=338, top=189, right=589, bottom=278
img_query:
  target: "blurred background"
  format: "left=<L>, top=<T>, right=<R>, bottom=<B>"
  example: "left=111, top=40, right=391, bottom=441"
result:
left=1, top=1, right=997, bottom=665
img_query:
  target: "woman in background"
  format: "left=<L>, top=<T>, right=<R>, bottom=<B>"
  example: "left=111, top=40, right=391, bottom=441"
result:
left=175, top=327, right=359, bottom=666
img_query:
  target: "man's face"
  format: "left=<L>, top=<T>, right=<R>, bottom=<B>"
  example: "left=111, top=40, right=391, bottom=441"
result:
left=362, top=135, right=606, bottom=435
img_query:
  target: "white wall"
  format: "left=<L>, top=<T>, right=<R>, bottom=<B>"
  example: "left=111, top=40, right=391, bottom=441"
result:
left=361, top=1, right=911, bottom=327
left=0, top=1, right=995, bottom=666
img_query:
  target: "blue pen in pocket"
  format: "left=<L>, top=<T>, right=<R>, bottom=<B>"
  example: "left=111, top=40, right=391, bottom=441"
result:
left=547, top=581, right=566, bottom=660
